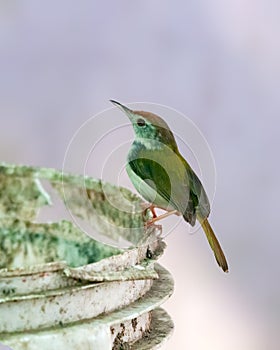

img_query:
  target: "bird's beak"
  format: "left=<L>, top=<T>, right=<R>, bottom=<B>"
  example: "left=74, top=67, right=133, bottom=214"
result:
left=110, top=100, right=135, bottom=120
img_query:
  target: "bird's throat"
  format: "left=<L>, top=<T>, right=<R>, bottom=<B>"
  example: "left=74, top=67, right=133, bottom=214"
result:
left=129, top=139, right=165, bottom=156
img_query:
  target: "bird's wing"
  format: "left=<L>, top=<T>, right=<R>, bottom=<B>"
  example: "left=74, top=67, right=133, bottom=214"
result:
left=128, top=155, right=199, bottom=226
left=127, top=157, right=173, bottom=207
left=185, top=166, right=210, bottom=220
left=128, top=149, right=211, bottom=226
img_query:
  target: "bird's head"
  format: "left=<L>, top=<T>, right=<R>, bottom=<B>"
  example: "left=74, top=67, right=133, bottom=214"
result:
left=110, top=100, right=178, bottom=150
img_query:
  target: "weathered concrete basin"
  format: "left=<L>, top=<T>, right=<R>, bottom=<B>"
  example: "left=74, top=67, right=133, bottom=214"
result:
left=0, top=163, right=174, bottom=349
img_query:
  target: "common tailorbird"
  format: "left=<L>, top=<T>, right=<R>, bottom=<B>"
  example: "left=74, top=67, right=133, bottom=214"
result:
left=110, top=100, right=228, bottom=273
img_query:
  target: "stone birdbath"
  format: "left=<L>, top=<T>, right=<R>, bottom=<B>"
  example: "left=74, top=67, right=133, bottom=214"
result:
left=0, top=163, right=174, bottom=349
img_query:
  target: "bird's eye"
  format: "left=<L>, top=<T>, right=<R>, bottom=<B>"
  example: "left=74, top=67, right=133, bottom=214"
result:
left=136, top=118, right=146, bottom=127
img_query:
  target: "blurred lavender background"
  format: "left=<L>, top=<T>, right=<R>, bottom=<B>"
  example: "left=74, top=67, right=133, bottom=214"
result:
left=0, top=1, right=279, bottom=349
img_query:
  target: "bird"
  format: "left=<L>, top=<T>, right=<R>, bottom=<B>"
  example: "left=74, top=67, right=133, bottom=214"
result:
left=110, top=100, right=228, bottom=273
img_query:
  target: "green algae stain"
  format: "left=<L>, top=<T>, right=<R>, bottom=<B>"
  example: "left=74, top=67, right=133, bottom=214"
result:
left=0, top=163, right=148, bottom=270
left=0, top=176, right=50, bottom=220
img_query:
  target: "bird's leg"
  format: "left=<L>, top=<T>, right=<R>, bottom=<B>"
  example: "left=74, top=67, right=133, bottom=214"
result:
left=141, top=203, right=181, bottom=226
left=141, top=203, right=158, bottom=220
left=149, top=205, right=157, bottom=218
left=146, top=209, right=180, bottom=226
left=149, top=203, right=181, bottom=217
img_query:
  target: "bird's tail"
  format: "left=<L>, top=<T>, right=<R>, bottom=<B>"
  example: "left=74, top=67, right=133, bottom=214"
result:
left=198, top=216, right=229, bottom=273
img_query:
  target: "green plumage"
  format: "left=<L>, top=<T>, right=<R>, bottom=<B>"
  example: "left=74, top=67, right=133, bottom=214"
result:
left=127, top=144, right=210, bottom=226
left=111, top=100, right=228, bottom=273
